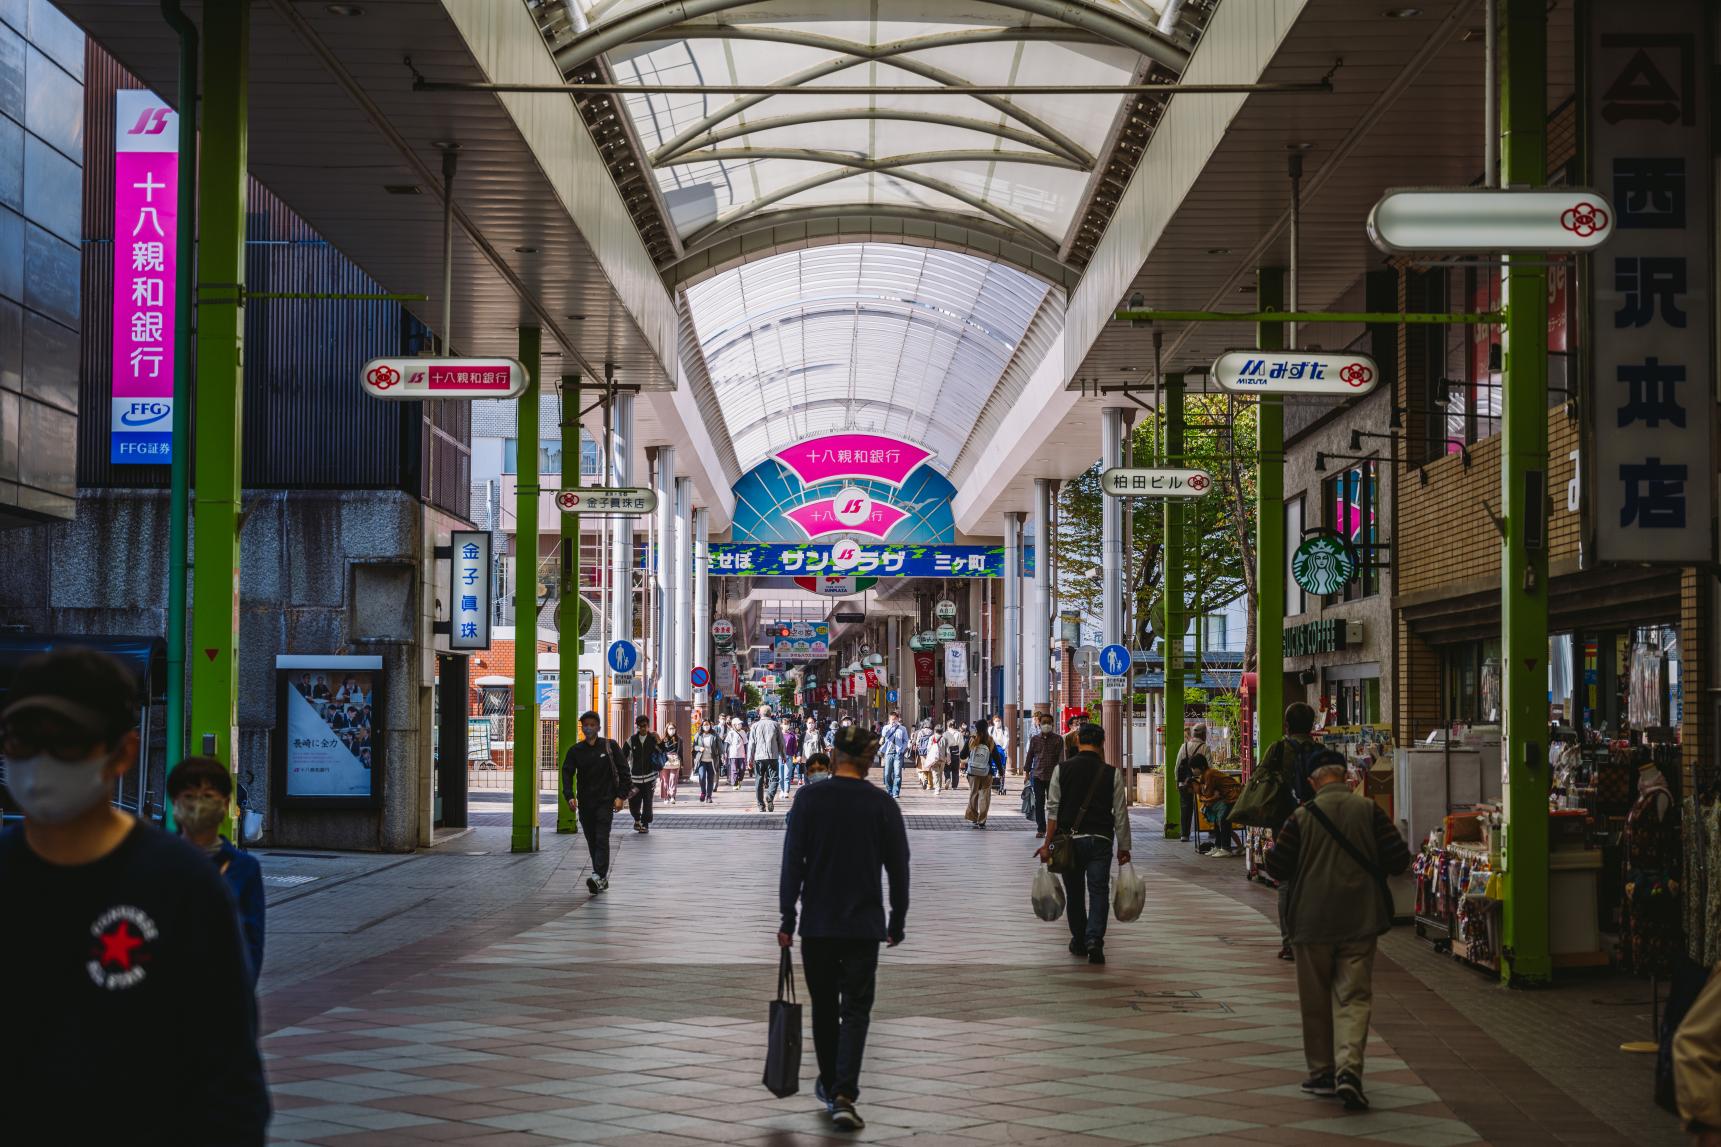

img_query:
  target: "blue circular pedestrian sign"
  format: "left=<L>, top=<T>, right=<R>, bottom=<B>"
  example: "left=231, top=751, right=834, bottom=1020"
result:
left=607, top=640, right=638, bottom=674
left=1098, top=643, right=1132, bottom=677
left=886, top=689, right=899, bottom=704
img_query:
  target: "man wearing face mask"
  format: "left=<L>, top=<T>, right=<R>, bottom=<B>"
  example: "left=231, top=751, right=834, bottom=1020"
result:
left=167, top=756, right=265, bottom=985
left=0, top=648, right=269, bottom=1144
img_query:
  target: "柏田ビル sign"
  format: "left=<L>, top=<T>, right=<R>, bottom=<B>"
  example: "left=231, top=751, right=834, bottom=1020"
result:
left=553, top=487, right=659, bottom=516
left=360, top=358, right=530, bottom=400
left=1211, top=351, right=1381, bottom=398
left=1585, top=0, right=1713, bottom=564
left=112, top=90, right=180, bottom=465
left=449, top=531, right=492, bottom=651
left=1099, top=468, right=1214, bottom=498
left=709, top=543, right=1033, bottom=578
left=1366, top=187, right=1616, bottom=254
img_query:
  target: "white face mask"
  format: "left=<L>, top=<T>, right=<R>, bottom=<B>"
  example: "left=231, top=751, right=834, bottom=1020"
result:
left=172, top=792, right=228, bottom=835
left=5, top=754, right=114, bottom=825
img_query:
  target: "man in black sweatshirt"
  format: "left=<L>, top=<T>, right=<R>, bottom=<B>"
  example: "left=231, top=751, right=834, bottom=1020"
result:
left=563, top=710, right=629, bottom=893
left=0, top=648, right=269, bottom=1145
left=778, top=725, right=910, bottom=1132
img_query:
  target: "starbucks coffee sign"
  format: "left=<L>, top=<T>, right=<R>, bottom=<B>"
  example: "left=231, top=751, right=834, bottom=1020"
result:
left=1291, top=530, right=1357, bottom=597
left=1284, top=618, right=1363, bottom=658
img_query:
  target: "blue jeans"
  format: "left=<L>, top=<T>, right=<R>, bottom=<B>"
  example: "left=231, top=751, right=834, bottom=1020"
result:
left=779, top=760, right=798, bottom=794
left=882, top=752, right=903, bottom=797
left=1061, top=836, right=1113, bottom=950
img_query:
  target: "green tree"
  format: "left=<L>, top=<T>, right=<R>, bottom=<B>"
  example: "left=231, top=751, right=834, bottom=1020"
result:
left=1055, top=394, right=1260, bottom=673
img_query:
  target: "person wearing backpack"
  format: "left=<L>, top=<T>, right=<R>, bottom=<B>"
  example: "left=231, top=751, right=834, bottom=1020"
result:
left=1173, top=724, right=1210, bottom=844
left=1195, top=758, right=1244, bottom=856
left=962, top=728, right=1002, bottom=828
left=624, top=715, right=664, bottom=834
left=1264, top=755, right=1410, bottom=1113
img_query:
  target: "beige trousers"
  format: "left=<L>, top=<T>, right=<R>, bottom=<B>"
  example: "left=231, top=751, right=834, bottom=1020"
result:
left=1292, top=937, right=1377, bottom=1079
left=965, top=774, right=991, bottom=823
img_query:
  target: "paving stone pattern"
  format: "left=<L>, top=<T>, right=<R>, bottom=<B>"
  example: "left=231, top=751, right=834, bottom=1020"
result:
left=261, top=784, right=1540, bottom=1147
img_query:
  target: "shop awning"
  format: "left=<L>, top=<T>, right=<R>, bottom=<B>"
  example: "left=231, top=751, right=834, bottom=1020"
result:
left=0, top=635, right=166, bottom=698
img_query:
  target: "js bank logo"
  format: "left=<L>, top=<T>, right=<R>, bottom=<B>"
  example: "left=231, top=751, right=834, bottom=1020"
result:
left=119, top=401, right=171, bottom=427
left=127, top=106, right=172, bottom=136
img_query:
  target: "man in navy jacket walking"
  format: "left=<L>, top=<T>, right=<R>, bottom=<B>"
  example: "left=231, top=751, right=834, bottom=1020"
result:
left=777, top=724, right=910, bottom=1132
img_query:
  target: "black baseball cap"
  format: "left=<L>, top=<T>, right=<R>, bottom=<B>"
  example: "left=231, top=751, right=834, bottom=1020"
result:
left=2, top=647, right=139, bottom=742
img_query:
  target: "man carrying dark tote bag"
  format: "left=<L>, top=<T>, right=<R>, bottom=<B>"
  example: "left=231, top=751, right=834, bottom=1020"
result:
left=776, top=726, right=910, bottom=1132
left=762, top=949, right=801, bottom=1098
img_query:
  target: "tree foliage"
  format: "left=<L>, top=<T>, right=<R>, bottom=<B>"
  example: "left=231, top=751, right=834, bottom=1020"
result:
left=1055, top=394, right=1261, bottom=670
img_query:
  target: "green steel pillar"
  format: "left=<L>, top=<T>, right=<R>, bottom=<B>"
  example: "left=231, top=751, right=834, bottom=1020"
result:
left=512, top=327, right=542, bottom=854
left=1255, top=268, right=1287, bottom=756
left=188, top=0, right=248, bottom=791
left=556, top=375, right=581, bottom=835
left=1498, top=0, right=1551, bottom=986
left=1162, top=373, right=1185, bottom=837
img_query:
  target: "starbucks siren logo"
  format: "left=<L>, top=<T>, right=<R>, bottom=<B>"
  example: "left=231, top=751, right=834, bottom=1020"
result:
left=1291, top=532, right=1357, bottom=597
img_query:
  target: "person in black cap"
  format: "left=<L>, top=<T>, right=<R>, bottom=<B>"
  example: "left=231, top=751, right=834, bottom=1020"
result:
left=0, top=647, right=269, bottom=1144
left=778, top=724, right=910, bottom=1132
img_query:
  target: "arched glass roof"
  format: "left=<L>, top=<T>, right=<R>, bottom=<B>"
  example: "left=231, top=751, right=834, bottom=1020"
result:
left=683, top=243, right=1052, bottom=472
left=553, top=0, right=1187, bottom=261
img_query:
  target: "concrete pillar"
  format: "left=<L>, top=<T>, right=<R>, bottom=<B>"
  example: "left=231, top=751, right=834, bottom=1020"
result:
left=1102, top=407, right=1126, bottom=768
left=1030, top=478, right=1053, bottom=719
left=654, top=445, right=677, bottom=734
left=608, top=392, right=634, bottom=736
left=1003, top=511, right=1022, bottom=771
left=672, top=477, right=692, bottom=747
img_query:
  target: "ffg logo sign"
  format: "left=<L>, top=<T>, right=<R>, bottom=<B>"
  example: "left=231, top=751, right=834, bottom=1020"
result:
left=119, top=401, right=170, bottom=427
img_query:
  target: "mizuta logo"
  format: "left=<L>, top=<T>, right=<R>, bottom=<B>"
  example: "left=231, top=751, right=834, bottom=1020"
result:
left=126, top=106, right=171, bottom=136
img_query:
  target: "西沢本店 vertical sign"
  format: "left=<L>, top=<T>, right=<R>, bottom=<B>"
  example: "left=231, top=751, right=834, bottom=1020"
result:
left=1586, top=0, right=1713, bottom=563
left=111, top=90, right=179, bottom=465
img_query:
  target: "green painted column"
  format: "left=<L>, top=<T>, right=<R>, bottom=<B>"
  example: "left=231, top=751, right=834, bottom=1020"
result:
left=1162, top=373, right=1185, bottom=837
left=556, top=376, right=581, bottom=835
left=1255, top=268, right=1287, bottom=757
left=512, top=328, right=542, bottom=854
left=1498, top=0, right=1550, bottom=986
left=188, top=0, right=248, bottom=795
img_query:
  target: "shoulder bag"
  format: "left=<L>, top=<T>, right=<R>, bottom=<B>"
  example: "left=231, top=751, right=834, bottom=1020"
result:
left=1301, top=799, right=1394, bottom=925
left=1045, top=765, right=1109, bottom=876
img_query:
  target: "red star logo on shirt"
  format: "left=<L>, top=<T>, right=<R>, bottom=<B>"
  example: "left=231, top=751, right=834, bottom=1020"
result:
left=96, top=921, right=145, bottom=971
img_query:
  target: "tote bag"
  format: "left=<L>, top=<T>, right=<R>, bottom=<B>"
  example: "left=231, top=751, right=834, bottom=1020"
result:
left=762, top=948, right=802, bottom=1098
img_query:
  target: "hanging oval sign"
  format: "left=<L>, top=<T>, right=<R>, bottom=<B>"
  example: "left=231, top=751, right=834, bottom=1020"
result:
left=361, top=357, right=530, bottom=400
left=936, top=623, right=958, bottom=642
left=934, top=599, right=957, bottom=620
left=1367, top=187, right=1615, bottom=254
left=1212, top=350, right=1381, bottom=397
left=1291, top=529, right=1358, bottom=597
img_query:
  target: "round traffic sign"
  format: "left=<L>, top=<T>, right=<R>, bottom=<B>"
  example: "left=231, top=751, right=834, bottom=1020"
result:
left=690, top=665, right=710, bottom=689
left=1098, top=643, right=1132, bottom=678
left=606, top=640, right=639, bottom=675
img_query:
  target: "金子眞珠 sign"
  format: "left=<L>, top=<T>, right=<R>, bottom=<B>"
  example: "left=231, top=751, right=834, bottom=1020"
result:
left=554, top=487, right=658, bottom=517
left=1211, top=351, right=1380, bottom=397
left=450, top=531, right=492, bottom=651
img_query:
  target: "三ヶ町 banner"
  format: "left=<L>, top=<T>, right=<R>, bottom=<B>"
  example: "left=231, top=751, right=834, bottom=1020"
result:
left=710, top=543, right=1034, bottom=577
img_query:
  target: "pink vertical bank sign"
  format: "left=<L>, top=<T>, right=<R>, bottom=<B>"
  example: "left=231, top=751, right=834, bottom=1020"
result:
left=111, top=90, right=178, bottom=464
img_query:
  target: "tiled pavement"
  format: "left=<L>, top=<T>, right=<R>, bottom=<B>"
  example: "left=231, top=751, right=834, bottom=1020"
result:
left=257, top=779, right=1665, bottom=1146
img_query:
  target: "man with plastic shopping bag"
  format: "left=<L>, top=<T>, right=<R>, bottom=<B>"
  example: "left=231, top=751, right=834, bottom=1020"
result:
left=1031, top=863, right=1065, bottom=920
left=778, top=725, right=909, bottom=1132
left=1035, top=723, right=1130, bottom=965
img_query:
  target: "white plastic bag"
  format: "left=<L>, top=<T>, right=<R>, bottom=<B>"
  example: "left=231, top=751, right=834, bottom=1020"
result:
left=1113, top=862, right=1145, bottom=922
left=1031, top=863, right=1066, bottom=921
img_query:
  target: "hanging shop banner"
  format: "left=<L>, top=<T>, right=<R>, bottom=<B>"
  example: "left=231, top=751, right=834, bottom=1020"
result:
left=914, top=651, right=935, bottom=686
left=944, top=642, right=969, bottom=690
left=793, top=575, right=877, bottom=594
left=1586, top=0, right=1713, bottom=564
left=273, top=655, right=384, bottom=808
left=1291, top=530, right=1357, bottom=597
left=360, top=357, right=530, bottom=400
left=767, top=619, right=830, bottom=662
left=450, top=531, right=492, bottom=651
left=112, top=90, right=180, bottom=465
left=553, top=487, right=658, bottom=516
left=1367, top=187, right=1616, bottom=254
left=731, top=432, right=956, bottom=544
left=1210, top=350, right=1380, bottom=398
left=714, top=653, right=738, bottom=696
left=1099, top=468, right=1214, bottom=498
left=710, top=542, right=1032, bottom=577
